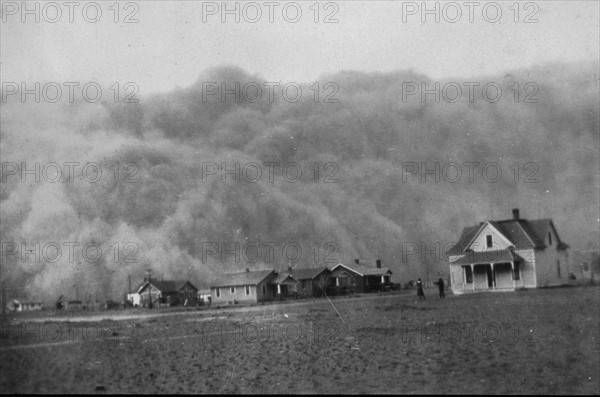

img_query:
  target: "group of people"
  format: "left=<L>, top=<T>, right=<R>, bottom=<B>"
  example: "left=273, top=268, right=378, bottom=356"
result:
left=416, top=277, right=445, bottom=300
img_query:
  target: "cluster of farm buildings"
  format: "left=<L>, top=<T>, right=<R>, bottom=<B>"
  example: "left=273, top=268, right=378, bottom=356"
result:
left=125, top=208, right=588, bottom=307
left=126, top=260, right=394, bottom=307
left=4, top=208, right=599, bottom=312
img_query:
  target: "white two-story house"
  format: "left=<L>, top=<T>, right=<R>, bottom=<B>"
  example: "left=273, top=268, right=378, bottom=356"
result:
left=447, top=208, right=569, bottom=294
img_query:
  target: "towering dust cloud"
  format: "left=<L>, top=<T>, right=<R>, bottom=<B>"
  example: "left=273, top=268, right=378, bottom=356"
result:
left=1, top=63, right=598, bottom=302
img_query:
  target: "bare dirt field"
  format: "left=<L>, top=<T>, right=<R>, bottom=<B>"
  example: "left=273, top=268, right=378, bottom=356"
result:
left=1, top=286, right=598, bottom=394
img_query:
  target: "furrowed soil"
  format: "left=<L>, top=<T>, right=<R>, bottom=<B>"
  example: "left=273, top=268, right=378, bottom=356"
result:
left=1, top=286, right=598, bottom=394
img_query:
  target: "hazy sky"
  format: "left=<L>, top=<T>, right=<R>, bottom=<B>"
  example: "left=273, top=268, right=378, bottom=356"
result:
left=1, top=1, right=599, bottom=94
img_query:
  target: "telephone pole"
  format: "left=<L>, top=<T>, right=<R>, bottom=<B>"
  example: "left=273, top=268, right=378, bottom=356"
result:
left=0, top=262, right=4, bottom=315
left=1, top=281, right=5, bottom=315
left=147, top=269, right=153, bottom=309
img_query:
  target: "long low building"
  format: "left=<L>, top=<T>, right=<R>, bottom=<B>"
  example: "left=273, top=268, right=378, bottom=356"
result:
left=210, top=269, right=278, bottom=304
left=327, top=260, right=393, bottom=295
left=210, top=260, right=393, bottom=304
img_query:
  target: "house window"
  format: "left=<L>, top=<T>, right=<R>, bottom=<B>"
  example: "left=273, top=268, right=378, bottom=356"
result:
left=548, top=232, right=552, bottom=245
left=261, top=285, right=266, bottom=294
left=245, top=285, right=250, bottom=296
left=216, top=288, right=220, bottom=298
left=464, top=266, right=473, bottom=283
left=486, top=235, right=493, bottom=248
left=557, top=260, right=561, bottom=278
left=513, top=263, right=520, bottom=281
left=230, top=287, right=235, bottom=294
left=302, top=281, right=307, bottom=290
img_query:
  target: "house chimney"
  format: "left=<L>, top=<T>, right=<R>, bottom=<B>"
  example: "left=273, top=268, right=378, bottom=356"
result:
left=512, top=208, right=520, bottom=220
left=288, top=266, right=293, bottom=273
left=355, top=259, right=360, bottom=265
left=376, top=259, right=381, bottom=269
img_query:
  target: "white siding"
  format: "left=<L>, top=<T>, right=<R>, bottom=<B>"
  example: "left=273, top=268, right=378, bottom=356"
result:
left=469, top=223, right=513, bottom=252
left=535, top=247, right=569, bottom=287
left=494, top=263, right=513, bottom=289
left=450, top=264, right=467, bottom=293
left=515, top=249, right=537, bottom=288
left=473, top=265, right=489, bottom=290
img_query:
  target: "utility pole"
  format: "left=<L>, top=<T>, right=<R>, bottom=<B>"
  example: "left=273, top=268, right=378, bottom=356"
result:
left=1, top=281, right=5, bottom=315
left=147, top=269, right=153, bottom=309
left=0, top=262, right=4, bottom=315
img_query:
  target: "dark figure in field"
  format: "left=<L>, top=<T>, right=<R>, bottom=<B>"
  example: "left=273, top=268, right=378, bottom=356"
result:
left=416, top=279, right=425, bottom=301
left=434, top=278, right=445, bottom=299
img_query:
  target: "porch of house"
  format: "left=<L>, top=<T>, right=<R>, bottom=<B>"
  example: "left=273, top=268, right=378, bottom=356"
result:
left=452, top=262, right=521, bottom=293
left=275, top=280, right=299, bottom=300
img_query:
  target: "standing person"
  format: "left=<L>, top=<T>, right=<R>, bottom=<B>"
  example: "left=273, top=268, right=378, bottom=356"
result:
left=435, top=278, right=445, bottom=299
left=417, top=278, right=425, bottom=301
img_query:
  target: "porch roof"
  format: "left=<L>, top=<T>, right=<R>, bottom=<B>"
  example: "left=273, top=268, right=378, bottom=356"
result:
left=273, top=273, right=299, bottom=285
left=450, top=249, right=519, bottom=265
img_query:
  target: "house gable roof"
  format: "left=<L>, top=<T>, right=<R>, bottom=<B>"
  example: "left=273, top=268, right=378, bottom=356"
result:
left=479, top=221, right=516, bottom=249
left=447, top=216, right=569, bottom=256
left=273, top=273, right=299, bottom=284
left=288, top=267, right=330, bottom=280
left=211, top=270, right=276, bottom=288
left=138, top=279, right=198, bottom=294
left=328, top=262, right=392, bottom=276
left=446, top=225, right=481, bottom=255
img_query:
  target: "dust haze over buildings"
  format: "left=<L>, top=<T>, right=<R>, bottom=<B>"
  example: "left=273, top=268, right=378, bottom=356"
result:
left=1, top=61, right=598, bottom=302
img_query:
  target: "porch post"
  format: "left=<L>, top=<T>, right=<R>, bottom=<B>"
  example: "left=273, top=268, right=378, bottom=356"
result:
left=471, top=264, right=475, bottom=291
left=511, top=261, right=515, bottom=289
left=491, top=263, right=495, bottom=290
